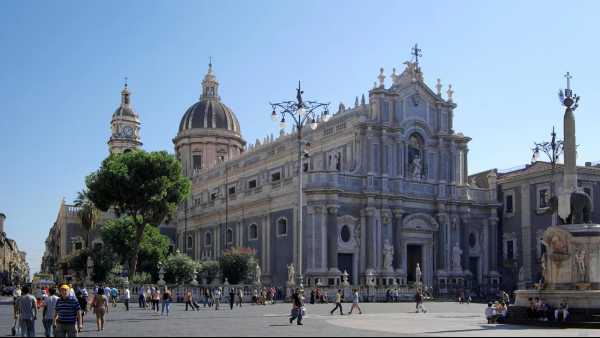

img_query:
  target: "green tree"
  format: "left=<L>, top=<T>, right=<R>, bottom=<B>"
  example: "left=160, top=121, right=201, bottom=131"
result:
left=102, top=216, right=170, bottom=279
left=65, top=247, right=117, bottom=284
left=220, top=247, right=257, bottom=285
left=86, top=150, right=191, bottom=274
left=164, top=251, right=200, bottom=284
left=73, top=190, right=101, bottom=254
left=199, top=260, right=220, bottom=284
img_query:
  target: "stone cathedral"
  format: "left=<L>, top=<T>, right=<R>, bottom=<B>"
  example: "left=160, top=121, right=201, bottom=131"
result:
left=172, top=57, right=501, bottom=296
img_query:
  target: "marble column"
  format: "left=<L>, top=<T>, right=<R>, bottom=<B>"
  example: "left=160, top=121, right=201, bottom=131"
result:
left=436, top=213, right=449, bottom=271
left=392, top=209, right=404, bottom=270
left=365, top=207, right=376, bottom=271
left=327, top=205, right=340, bottom=272
left=489, top=216, right=500, bottom=272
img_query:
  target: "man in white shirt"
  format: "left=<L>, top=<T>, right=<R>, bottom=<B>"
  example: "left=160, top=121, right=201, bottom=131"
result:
left=123, top=288, right=131, bottom=311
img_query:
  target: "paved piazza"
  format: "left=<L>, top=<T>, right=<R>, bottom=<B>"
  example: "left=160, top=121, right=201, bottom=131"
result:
left=1, top=299, right=598, bottom=337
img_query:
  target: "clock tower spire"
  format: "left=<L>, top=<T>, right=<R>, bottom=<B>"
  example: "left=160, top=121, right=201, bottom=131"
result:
left=108, top=79, right=142, bottom=154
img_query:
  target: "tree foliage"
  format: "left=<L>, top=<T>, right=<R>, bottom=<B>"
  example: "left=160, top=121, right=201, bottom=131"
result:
left=65, top=247, right=117, bottom=284
left=86, top=150, right=190, bottom=274
left=102, top=216, right=170, bottom=279
left=164, top=251, right=200, bottom=284
left=199, top=260, right=220, bottom=284
left=74, top=189, right=101, bottom=253
left=220, top=247, right=257, bottom=285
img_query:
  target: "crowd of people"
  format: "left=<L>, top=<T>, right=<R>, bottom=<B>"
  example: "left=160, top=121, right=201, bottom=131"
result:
left=9, top=282, right=578, bottom=335
left=526, top=297, right=570, bottom=322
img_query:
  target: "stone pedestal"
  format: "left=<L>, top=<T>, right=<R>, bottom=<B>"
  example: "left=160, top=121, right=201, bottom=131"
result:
left=514, top=224, right=600, bottom=318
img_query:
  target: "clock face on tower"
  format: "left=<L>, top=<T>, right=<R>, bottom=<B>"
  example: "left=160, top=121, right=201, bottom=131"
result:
left=123, top=126, right=134, bottom=138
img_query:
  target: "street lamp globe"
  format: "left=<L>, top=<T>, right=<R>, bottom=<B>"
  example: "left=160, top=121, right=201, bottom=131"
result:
left=310, top=118, right=318, bottom=130
left=279, top=117, right=287, bottom=130
left=322, top=110, right=331, bottom=122
left=297, top=106, right=306, bottom=117
left=271, top=110, right=278, bottom=122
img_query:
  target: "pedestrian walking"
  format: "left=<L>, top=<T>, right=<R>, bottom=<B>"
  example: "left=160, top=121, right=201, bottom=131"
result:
left=54, top=285, right=83, bottom=337
left=42, top=288, right=59, bottom=337
left=229, top=289, right=236, bottom=310
left=415, top=289, right=427, bottom=313
left=185, top=290, right=198, bottom=311
left=16, top=286, right=37, bottom=337
left=161, top=289, right=172, bottom=317
left=110, top=287, right=119, bottom=308
left=349, top=289, right=363, bottom=315
left=145, top=287, right=152, bottom=311
left=330, top=289, right=344, bottom=315
left=237, top=288, right=244, bottom=307
left=123, top=287, right=131, bottom=311
left=214, top=288, right=222, bottom=310
left=92, top=288, right=109, bottom=331
left=138, top=286, right=146, bottom=309
left=289, top=288, right=304, bottom=326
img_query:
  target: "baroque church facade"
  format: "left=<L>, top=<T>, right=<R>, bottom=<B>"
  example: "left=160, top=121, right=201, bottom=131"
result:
left=172, top=60, right=501, bottom=295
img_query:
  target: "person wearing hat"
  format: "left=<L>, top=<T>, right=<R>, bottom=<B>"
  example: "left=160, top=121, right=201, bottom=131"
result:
left=53, top=285, right=82, bottom=337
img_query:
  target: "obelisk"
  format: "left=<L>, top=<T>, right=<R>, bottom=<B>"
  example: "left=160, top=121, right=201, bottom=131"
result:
left=558, top=72, right=580, bottom=222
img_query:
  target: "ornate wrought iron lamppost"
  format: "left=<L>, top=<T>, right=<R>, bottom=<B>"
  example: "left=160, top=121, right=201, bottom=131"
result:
left=270, top=81, right=330, bottom=287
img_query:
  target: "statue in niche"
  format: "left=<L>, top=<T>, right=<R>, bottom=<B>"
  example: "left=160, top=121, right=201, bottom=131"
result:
left=575, top=250, right=586, bottom=281
left=255, top=264, right=262, bottom=285
left=336, top=153, right=342, bottom=171
left=518, top=266, right=525, bottom=283
left=383, top=240, right=394, bottom=272
left=416, top=263, right=422, bottom=285
left=408, top=134, right=425, bottom=179
left=287, top=263, right=296, bottom=285
left=452, top=243, right=463, bottom=272
left=540, top=253, right=547, bottom=282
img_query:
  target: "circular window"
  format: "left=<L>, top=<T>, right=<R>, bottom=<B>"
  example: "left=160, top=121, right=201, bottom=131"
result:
left=341, top=226, right=351, bottom=243
left=469, top=233, right=477, bottom=248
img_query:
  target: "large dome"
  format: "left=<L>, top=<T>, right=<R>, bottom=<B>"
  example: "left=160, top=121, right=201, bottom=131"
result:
left=178, top=99, right=240, bottom=133
left=177, top=62, right=241, bottom=135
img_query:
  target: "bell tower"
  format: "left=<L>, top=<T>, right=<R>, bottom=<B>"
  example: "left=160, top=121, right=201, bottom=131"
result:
left=108, top=79, right=143, bottom=154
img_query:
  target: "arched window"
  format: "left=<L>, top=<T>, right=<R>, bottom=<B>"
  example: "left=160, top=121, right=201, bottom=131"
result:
left=226, top=228, right=234, bottom=244
left=249, top=224, right=259, bottom=241
left=205, top=232, right=212, bottom=246
left=407, top=133, right=426, bottom=179
left=277, top=218, right=288, bottom=237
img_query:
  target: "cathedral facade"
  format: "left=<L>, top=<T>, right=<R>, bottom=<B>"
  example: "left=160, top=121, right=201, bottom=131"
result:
left=173, top=60, right=501, bottom=295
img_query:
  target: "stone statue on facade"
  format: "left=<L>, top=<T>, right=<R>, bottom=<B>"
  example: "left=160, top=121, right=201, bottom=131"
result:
left=341, top=270, right=350, bottom=287
left=540, top=253, right=547, bottom=282
left=255, top=264, right=262, bottom=285
left=416, top=263, right=422, bottom=285
left=287, top=263, right=296, bottom=285
left=452, top=243, right=463, bottom=272
left=383, top=240, right=394, bottom=272
left=575, top=250, right=586, bottom=281
left=410, top=157, right=422, bottom=179
left=518, top=266, right=525, bottom=283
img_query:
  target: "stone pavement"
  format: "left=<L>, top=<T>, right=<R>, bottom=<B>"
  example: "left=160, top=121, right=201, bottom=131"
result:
left=1, top=301, right=599, bottom=337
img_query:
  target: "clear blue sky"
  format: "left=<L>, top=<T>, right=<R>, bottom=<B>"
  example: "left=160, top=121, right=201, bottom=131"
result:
left=1, top=0, right=598, bottom=275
